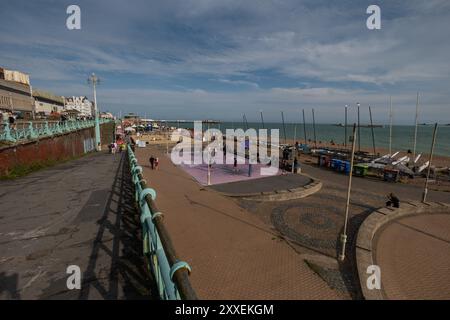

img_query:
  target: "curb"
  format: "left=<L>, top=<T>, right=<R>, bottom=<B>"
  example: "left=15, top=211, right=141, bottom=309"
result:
left=355, top=201, right=450, bottom=300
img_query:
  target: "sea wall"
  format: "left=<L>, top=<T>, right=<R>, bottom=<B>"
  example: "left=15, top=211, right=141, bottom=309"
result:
left=0, top=122, right=115, bottom=178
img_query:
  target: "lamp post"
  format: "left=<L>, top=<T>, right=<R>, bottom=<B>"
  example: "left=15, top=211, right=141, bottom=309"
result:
left=339, top=124, right=357, bottom=262
left=88, top=73, right=101, bottom=151
left=9, top=93, right=14, bottom=113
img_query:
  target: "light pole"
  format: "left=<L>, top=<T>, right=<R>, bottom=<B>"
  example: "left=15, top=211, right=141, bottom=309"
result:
left=88, top=73, right=101, bottom=151
left=339, top=124, right=357, bottom=262
left=9, top=93, right=14, bottom=113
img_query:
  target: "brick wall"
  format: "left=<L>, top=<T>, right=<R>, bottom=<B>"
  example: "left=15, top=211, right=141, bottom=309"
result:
left=0, top=122, right=115, bottom=177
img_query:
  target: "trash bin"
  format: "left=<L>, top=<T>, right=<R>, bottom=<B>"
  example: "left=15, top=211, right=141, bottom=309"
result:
left=383, top=169, right=399, bottom=182
left=341, top=161, right=351, bottom=175
left=331, top=159, right=342, bottom=171
left=319, top=155, right=331, bottom=167
left=354, top=164, right=369, bottom=177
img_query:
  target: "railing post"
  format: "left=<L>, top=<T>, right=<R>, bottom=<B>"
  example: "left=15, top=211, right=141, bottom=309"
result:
left=44, top=121, right=52, bottom=136
left=28, top=121, right=38, bottom=139
left=2, top=121, right=16, bottom=142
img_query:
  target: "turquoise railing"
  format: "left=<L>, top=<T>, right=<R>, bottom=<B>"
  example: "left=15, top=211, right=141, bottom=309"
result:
left=127, top=145, right=197, bottom=300
left=0, top=119, right=111, bottom=143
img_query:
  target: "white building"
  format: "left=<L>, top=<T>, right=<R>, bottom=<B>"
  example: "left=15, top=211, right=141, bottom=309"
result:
left=64, top=96, right=93, bottom=118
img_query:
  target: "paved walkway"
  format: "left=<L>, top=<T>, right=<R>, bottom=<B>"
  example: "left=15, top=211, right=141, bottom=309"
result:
left=0, top=152, right=154, bottom=299
left=135, top=145, right=341, bottom=299
left=375, top=213, right=450, bottom=299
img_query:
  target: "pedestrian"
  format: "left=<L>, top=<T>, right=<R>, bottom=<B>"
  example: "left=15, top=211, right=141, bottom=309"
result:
left=155, top=157, right=159, bottom=170
left=386, top=193, right=400, bottom=208
left=8, top=112, right=16, bottom=130
left=2, top=111, right=8, bottom=123
left=233, top=156, right=238, bottom=173
left=149, top=155, right=155, bottom=169
left=293, top=157, right=299, bottom=173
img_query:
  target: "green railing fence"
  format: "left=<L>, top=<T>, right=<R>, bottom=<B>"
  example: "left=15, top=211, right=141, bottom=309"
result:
left=0, top=119, right=111, bottom=143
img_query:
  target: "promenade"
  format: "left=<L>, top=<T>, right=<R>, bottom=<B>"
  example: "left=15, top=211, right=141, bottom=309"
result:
left=1, top=142, right=448, bottom=300
left=0, top=151, right=154, bottom=299
left=136, top=143, right=450, bottom=299
left=375, top=213, right=450, bottom=299
left=135, top=145, right=341, bottom=299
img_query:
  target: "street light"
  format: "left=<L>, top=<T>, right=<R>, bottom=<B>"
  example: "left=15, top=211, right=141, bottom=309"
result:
left=88, top=73, right=101, bottom=151
left=339, top=124, right=357, bottom=262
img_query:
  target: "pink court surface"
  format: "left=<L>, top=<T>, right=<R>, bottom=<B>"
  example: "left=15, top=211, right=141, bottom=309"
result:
left=174, top=152, right=281, bottom=186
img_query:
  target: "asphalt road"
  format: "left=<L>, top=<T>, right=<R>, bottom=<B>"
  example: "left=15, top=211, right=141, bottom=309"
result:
left=0, top=151, right=154, bottom=299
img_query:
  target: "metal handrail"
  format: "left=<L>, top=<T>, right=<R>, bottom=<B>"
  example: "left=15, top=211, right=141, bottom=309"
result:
left=0, top=119, right=112, bottom=143
left=127, top=145, right=197, bottom=300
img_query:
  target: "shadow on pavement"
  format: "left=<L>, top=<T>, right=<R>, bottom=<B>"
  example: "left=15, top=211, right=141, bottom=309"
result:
left=78, top=152, right=158, bottom=300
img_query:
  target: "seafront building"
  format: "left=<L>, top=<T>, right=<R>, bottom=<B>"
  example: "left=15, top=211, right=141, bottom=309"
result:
left=0, top=67, right=34, bottom=118
left=64, top=96, right=93, bottom=118
left=33, top=89, right=65, bottom=117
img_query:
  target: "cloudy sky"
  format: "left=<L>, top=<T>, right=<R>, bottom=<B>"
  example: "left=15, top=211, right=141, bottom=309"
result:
left=1, top=0, right=449, bottom=123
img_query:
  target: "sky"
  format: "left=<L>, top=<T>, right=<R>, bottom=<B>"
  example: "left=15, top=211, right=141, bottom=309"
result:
left=1, top=0, right=450, bottom=124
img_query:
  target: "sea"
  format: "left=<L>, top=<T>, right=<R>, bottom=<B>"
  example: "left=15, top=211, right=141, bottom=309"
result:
left=165, top=121, right=450, bottom=157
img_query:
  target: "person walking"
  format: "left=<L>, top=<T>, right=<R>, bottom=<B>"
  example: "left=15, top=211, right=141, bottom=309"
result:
left=8, top=112, right=16, bottom=130
left=293, top=157, right=299, bottom=174
left=149, top=155, right=155, bottom=169
left=155, top=157, right=159, bottom=170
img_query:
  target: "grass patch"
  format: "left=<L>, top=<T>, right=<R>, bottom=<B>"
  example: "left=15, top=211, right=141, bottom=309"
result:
left=0, top=152, right=94, bottom=180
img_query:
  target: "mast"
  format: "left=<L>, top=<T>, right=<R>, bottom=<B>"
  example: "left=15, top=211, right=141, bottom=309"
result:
left=357, top=102, right=361, bottom=152
left=281, top=111, right=287, bottom=145
left=389, top=97, right=393, bottom=156
left=369, top=106, right=376, bottom=157
left=413, top=92, right=420, bottom=160
left=302, top=109, right=307, bottom=144
left=422, top=123, right=438, bottom=203
left=260, top=110, right=265, bottom=129
left=344, top=105, right=348, bottom=149
left=312, top=108, right=317, bottom=149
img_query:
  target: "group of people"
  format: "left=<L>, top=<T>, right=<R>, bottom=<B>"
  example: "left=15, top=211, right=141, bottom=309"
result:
left=1, top=111, right=17, bottom=130
left=108, top=141, right=126, bottom=154
left=149, top=155, right=159, bottom=170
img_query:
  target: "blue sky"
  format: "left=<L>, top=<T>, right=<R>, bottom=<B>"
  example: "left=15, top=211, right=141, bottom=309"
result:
left=1, top=0, right=450, bottom=123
